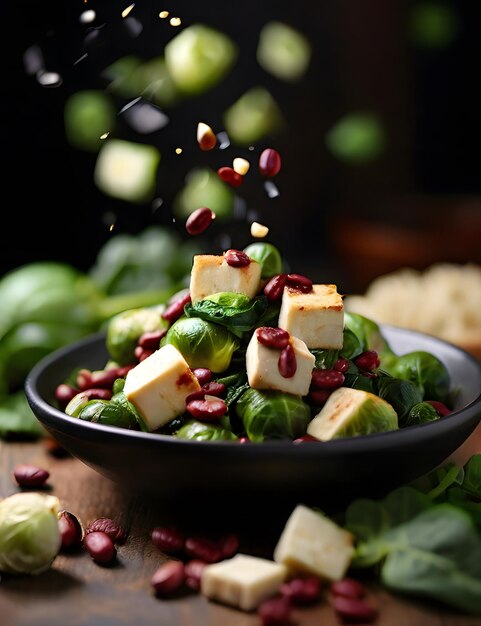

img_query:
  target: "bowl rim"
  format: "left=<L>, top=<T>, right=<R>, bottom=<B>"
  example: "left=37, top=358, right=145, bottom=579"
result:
left=24, top=325, right=481, bottom=457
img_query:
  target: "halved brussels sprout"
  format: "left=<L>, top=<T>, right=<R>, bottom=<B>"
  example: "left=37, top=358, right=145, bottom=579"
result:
left=174, top=419, right=237, bottom=441
left=78, top=398, right=137, bottom=429
left=243, top=242, right=283, bottom=279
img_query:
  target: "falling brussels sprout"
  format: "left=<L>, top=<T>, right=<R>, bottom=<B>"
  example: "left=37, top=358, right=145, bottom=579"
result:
left=64, top=90, right=116, bottom=152
left=307, top=387, right=398, bottom=441
left=325, top=112, right=385, bottom=164
left=257, top=21, right=312, bottom=82
left=410, top=2, right=459, bottom=49
left=0, top=492, right=61, bottom=575
left=243, top=242, right=283, bottom=279
left=223, top=87, right=284, bottom=145
left=173, top=167, right=234, bottom=221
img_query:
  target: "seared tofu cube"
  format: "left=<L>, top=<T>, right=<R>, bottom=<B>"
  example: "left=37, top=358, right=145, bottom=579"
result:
left=189, top=254, right=261, bottom=302
left=278, top=284, right=344, bottom=349
left=201, top=554, right=288, bottom=611
left=123, top=344, right=201, bottom=431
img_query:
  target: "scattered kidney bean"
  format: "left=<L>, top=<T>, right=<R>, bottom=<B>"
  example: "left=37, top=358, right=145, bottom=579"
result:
left=186, top=398, right=228, bottom=421
left=86, top=517, right=127, bottom=544
left=330, top=578, right=367, bottom=600
left=117, top=364, right=136, bottom=377
left=58, top=510, right=83, bottom=550
left=184, top=536, right=223, bottom=563
left=13, top=464, right=49, bottom=488
left=151, top=526, right=185, bottom=554
left=286, top=273, right=313, bottom=293
left=258, top=595, right=291, bottom=626
left=54, top=383, right=78, bottom=409
left=151, top=560, right=185, bottom=596
left=138, top=329, right=166, bottom=350
left=192, top=368, right=212, bottom=386
left=184, top=559, right=207, bottom=590
left=84, top=531, right=116, bottom=564
left=354, top=351, right=380, bottom=371
left=331, top=595, right=378, bottom=623
left=426, top=400, right=452, bottom=416
left=258, top=148, right=282, bottom=178
left=218, top=533, right=240, bottom=558
left=185, top=207, right=216, bottom=235
left=224, top=249, right=251, bottom=267
left=280, top=576, right=322, bottom=605
left=278, top=344, right=297, bottom=378
left=162, top=292, right=192, bottom=323
left=217, top=166, right=243, bottom=187
left=335, top=357, right=351, bottom=373
left=256, top=327, right=290, bottom=349
left=311, top=369, right=345, bottom=390
left=263, top=274, right=287, bottom=302
left=134, top=346, right=154, bottom=362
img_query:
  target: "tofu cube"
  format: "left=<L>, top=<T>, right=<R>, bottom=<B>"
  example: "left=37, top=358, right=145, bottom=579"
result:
left=273, top=504, right=355, bottom=582
left=201, top=554, right=288, bottom=611
left=246, top=332, right=315, bottom=396
left=190, top=254, right=262, bottom=302
left=123, top=344, right=201, bottom=431
left=278, top=284, right=344, bottom=349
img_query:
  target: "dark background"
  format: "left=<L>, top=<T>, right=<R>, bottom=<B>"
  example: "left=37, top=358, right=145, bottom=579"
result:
left=3, top=0, right=481, bottom=294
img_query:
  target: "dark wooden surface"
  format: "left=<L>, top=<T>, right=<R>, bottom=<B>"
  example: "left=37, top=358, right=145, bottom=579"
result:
left=1, top=424, right=481, bottom=626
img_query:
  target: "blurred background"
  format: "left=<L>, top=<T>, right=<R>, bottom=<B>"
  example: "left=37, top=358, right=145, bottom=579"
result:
left=5, top=0, right=481, bottom=290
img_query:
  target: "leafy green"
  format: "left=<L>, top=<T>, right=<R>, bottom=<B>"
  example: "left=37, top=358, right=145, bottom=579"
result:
left=0, top=392, right=45, bottom=439
left=243, top=242, right=283, bottom=279
left=343, top=312, right=393, bottom=356
left=405, top=401, right=440, bottom=427
left=309, top=348, right=339, bottom=370
left=374, top=375, right=423, bottom=426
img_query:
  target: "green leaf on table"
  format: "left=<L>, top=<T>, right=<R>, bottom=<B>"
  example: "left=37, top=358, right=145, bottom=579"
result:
left=0, top=391, right=46, bottom=439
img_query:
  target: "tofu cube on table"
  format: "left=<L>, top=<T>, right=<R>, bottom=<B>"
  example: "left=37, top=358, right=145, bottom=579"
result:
left=201, top=554, right=288, bottom=611
left=190, top=254, right=262, bottom=302
left=246, top=332, right=315, bottom=396
left=123, top=344, right=201, bottom=431
left=273, top=504, right=355, bottom=582
left=278, top=284, right=344, bottom=349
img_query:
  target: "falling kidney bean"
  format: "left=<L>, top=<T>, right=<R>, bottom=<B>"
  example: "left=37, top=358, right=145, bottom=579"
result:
left=185, top=207, right=216, bottom=235
left=217, top=166, right=243, bottom=187
left=258, top=148, right=282, bottom=177
left=224, top=249, right=251, bottom=267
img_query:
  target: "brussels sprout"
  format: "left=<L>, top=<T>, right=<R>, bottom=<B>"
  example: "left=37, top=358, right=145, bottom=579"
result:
left=112, top=378, right=126, bottom=395
left=0, top=492, right=61, bottom=575
left=78, top=399, right=137, bottom=429
left=243, top=242, right=283, bottom=279
left=64, top=90, right=116, bottom=152
left=307, top=387, right=398, bottom=441
left=325, top=112, right=385, bottom=164
left=381, top=351, right=451, bottom=405
left=65, top=391, right=90, bottom=417
left=173, top=167, right=234, bottom=220
left=257, top=21, right=311, bottom=82
left=235, top=388, right=311, bottom=442
left=374, top=375, right=423, bottom=426
left=406, top=402, right=440, bottom=427
left=106, top=306, right=168, bottom=365
left=163, top=317, right=240, bottom=373
left=223, top=87, right=284, bottom=145
left=343, top=312, right=393, bottom=356
left=174, top=419, right=238, bottom=441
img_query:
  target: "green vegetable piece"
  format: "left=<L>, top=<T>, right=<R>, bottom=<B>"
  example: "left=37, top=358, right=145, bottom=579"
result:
left=94, top=139, right=161, bottom=204
left=462, top=455, right=481, bottom=501
left=257, top=21, right=311, bottom=82
left=405, top=401, right=440, bottom=427
left=223, top=87, right=284, bottom=145
left=112, top=378, right=126, bottom=395
left=309, top=349, right=340, bottom=370
left=243, top=242, right=283, bottom=279
left=165, top=24, right=237, bottom=95
left=307, top=387, right=398, bottom=441
left=374, top=376, right=423, bottom=426
left=0, top=391, right=45, bottom=439
left=343, top=312, right=393, bottom=356
left=174, top=419, right=238, bottom=441
left=325, top=112, right=385, bottom=164
left=64, top=90, right=116, bottom=152
left=173, top=167, right=234, bottom=220
left=340, top=328, right=363, bottom=360
left=78, top=399, right=137, bottom=429
left=0, top=492, right=61, bottom=575
left=106, top=307, right=168, bottom=365
left=102, top=55, right=144, bottom=97
left=133, top=56, right=181, bottom=107
left=235, top=388, right=311, bottom=442
left=65, top=392, right=90, bottom=417
left=410, top=3, right=459, bottom=49
left=163, top=317, right=240, bottom=373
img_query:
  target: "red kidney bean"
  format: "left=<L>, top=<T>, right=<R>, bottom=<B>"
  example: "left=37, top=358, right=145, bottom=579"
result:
left=335, top=357, right=351, bottom=373
left=256, top=327, right=290, bottom=349
left=217, top=166, right=243, bottom=187
left=184, top=559, right=207, bottom=590
left=330, top=578, right=367, bottom=599
left=185, top=207, right=216, bottom=235
left=293, top=434, right=319, bottom=444
left=89, top=368, right=122, bottom=389
left=202, top=381, right=226, bottom=397
left=86, top=517, right=127, bottom=544
left=184, top=536, right=223, bottom=563
left=192, top=368, right=212, bottom=386
left=58, top=510, right=83, bottom=550
left=138, top=329, right=166, bottom=350
left=76, top=369, right=92, bottom=391
left=426, top=400, right=452, bottom=416
left=258, top=595, right=292, bottom=626
left=281, top=576, right=322, bottom=605
left=186, top=398, right=228, bottom=421
left=263, top=274, right=287, bottom=302
left=286, top=273, right=313, bottom=293
left=117, top=364, right=136, bottom=377
left=354, top=350, right=380, bottom=371
left=332, top=595, right=378, bottom=623
left=84, top=531, right=116, bottom=564
left=311, top=369, right=345, bottom=390
left=13, top=464, right=49, bottom=488
left=309, top=389, right=332, bottom=405
left=278, top=344, right=297, bottom=378
left=151, top=560, right=185, bottom=596
left=224, top=249, right=251, bottom=267
left=162, top=292, right=192, bottom=323
left=258, top=148, right=282, bottom=178
left=151, top=526, right=185, bottom=554
left=218, top=533, right=240, bottom=558
left=134, top=346, right=154, bottom=362
left=54, top=384, right=78, bottom=409
left=80, top=388, right=113, bottom=401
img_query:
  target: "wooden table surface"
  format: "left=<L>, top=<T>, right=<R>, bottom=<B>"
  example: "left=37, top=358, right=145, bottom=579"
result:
left=1, top=424, right=481, bottom=626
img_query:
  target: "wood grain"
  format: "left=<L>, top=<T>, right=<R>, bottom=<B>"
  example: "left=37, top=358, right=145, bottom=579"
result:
left=0, top=438, right=480, bottom=626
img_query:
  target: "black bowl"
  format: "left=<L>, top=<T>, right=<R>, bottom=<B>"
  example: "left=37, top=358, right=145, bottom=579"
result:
left=25, top=326, right=481, bottom=514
